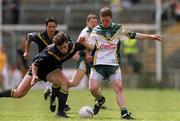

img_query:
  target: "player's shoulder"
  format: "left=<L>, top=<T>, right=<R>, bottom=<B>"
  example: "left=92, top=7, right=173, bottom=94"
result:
left=27, top=32, right=38, bottom=37
left=79, top=27, right=91, bottom=38
left=92, top=25, right=103, bottom=34
left=47, top=44, right=55, bottom=49
left=27, top=31, right=40, bottom=41
left=92, top=23, right=122, bottom=33
left=112, top=23, right=122, bottom=30
left=82, top=27, right=90, bottom=32
left=92, top=25, right=100, bottom=31
left=79, top=27, right=88, bottom=35
left=28, top=31, right=47, bottom=37
left=46, top=44, right=59, bottom=56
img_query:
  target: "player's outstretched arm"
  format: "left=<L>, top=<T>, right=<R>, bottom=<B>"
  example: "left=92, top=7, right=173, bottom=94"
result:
left=73, top=52, right=80, bottom=61
left=23, top=41, right=31, bottom=59
left=85, top=50, right=92, bottom=63
left=79, top=37, right=94, bottom=51
left=135, top=33, right=164, bottom=41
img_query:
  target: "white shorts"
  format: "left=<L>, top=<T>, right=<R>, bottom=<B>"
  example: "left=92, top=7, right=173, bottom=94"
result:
left=89, top=66, right=122, bottom=82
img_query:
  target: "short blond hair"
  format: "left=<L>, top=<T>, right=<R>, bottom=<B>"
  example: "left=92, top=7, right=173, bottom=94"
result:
left=87, top=14, right=97, bottom=22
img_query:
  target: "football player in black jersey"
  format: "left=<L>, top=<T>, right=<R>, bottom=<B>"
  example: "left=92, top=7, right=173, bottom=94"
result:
left=23, top=17, right=71, bottom=112
left=0, top=31, right=93, bottom=118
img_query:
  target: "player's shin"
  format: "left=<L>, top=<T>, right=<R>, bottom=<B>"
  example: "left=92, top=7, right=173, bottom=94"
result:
left=56, top=88, right=69, bottom=114
left=52, top=84, right=60, bottom=99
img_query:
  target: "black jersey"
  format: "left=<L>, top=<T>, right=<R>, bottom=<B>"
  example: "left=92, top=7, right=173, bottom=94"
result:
left=26, top=31, right=72, bottom=53
left=26, top=31, right=59, bottom=53
left=33, top=42, right=85, bottom=81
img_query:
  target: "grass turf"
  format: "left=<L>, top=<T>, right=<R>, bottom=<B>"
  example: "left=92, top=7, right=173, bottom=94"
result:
left=0, top=88, right=180, bottom=121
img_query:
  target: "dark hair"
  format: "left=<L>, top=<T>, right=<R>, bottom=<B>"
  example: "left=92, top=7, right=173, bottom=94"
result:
left=53, top=32, right=68, bottom=46
left=87, top=14, right=97, bottom=22
left=45, top=17, right=57, bottom=26
left=99, top=7, right=112, bottom=17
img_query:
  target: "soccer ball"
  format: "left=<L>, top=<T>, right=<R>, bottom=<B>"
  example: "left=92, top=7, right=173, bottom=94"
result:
left=79, top=106, right=94, bottom=118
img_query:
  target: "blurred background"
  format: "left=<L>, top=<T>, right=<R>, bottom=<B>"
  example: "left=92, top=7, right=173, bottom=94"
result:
left=0, top=0, right=180, bottom=90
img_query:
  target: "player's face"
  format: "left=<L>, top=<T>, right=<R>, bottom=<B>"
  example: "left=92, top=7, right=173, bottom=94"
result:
left=57, top=42, right=69, bottom=54
left=46, top=22, right=57, bottom=35
left=100, top=16, right=112, bottom=28
left=87, top=19, right=97, bottom=29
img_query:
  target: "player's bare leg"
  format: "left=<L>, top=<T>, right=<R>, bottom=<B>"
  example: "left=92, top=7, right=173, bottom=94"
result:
left=89, top=78, right=105, bottom=115
left=0, top=73, right=32, bottom=98
left=111, top=79, right=134, bottom=119
left=69, top=69, right=86, bottom=87
left=47, top=69, right=70, bottom=118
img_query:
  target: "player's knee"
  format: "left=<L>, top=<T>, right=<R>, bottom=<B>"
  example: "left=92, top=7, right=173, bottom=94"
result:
left=12, top=89, right=25, bottom=98
left=89, top=86, right=98, bottom=93
left=59, top=79, right=69, bottom=87
left=114, top=84, right=123, bottom=94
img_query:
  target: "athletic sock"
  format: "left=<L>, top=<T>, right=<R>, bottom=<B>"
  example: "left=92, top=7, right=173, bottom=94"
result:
left=0, top=89, right=13, bottom=98
left=121, top=107, right=128, bottom=116
left=57, top=89, right=69, bottom=113
left=96, top=95, right=104, bottom=101
left=51, top=86, right=60, bottom=100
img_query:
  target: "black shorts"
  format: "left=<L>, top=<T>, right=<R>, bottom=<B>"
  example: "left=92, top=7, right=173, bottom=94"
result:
left=28, top=65, right=62, bottom=82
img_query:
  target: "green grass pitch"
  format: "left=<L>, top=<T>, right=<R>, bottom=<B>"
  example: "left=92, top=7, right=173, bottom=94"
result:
left=0, top=89, right=180, bottom=121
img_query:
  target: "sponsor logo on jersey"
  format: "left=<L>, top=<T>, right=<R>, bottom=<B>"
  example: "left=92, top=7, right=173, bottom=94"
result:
left=99, top=44, right=116, bottom=50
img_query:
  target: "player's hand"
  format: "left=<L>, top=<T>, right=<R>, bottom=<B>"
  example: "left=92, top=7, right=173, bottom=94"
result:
left=30, top=76, right=38, bottom=86
left=79, top=37, right=86, bottom=43
left=23, top=52, right=30, bottom=59
left=73, top=53, right=79, bottom=60
left=151, top=34, right=164, bottom=41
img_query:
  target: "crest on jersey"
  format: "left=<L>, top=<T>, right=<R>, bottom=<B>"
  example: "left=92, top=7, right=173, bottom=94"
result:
left=106, top=33, right=111, bottom=40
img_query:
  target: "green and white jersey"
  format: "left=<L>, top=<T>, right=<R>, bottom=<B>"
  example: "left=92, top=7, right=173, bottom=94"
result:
left=77, top=26, right=92, bottom=42
left=77, top=26, right=92, bottom=57
left=88, top=23, right=136, bottom=66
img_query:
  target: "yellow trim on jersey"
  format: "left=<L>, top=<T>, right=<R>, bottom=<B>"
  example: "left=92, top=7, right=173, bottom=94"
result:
left=37, top=33, right=49, bottom=46
left=48, top=51, right=61, bottom=60
left=99, top=34, right=112, bottom=44
left=110, top=28, right=122, bottom=41
left=48, top=44, right=75, bottom=61
left=98, top=28, right=122, bottom=44
left=121, top=26, right=131, bottom=39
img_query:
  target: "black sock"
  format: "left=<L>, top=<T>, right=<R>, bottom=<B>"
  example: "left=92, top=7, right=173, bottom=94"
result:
left=0, top=89, right=12, bottom=98
left=121, top=107, right=128, bottom=116
left=57, top=89, right=68, bottom=113
left=51, top=86, right=60, bottom=100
